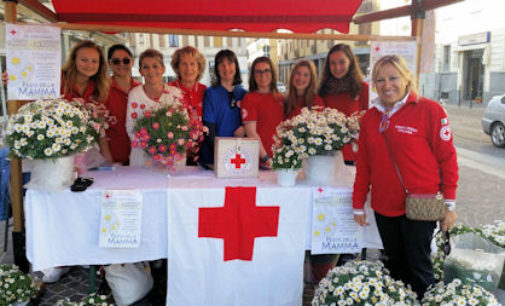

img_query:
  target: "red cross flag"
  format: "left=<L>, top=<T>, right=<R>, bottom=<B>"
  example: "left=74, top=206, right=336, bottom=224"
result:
left=167, top=186, right=310, bottom=305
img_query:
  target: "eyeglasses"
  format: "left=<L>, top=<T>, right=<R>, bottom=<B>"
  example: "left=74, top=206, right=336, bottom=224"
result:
left=110, top=58, right=131, bottom=65
left=228, top=91, right=237, bottom=109
left=254, top=68, right=271, bottom=75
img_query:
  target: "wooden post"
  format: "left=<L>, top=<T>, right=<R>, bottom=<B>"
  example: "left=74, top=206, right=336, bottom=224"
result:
left=4, top=0, right=30, bottom=272
left=411, top=1, right=425, bottom=88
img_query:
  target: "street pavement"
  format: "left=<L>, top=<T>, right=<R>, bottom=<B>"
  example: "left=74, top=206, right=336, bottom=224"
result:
left=0, top=102, right=504, bottom=305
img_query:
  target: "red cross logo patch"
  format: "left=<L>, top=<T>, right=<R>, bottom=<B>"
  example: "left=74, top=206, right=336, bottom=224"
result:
left=198, top=187, right=280, bottom=261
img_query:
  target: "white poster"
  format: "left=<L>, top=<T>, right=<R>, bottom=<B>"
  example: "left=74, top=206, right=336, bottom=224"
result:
left=311, top=187, right=361, bottom=254
left=368, top=41, right=418, bottom=106
left=99, top=190, right=142, bottom=248
left=6, top=23, right=61, bottom=100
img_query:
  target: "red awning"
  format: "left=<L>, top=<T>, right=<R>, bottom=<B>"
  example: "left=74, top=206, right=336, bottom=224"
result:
left=51, top=0, right=363, bottom=34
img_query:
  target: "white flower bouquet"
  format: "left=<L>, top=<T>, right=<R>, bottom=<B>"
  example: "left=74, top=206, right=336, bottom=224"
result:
left=0, top=264, right=38, bottom=304
left=273, top=107, right=359, bottom=160
left=312, top=260, right=418, bottom=306
left=6, top=98, right=102, bottom=159
left=480, top=220, right=505, bottom=248
left=272, top=146, right=302, bottom=170
left=421, top=279, right=501, bottom=306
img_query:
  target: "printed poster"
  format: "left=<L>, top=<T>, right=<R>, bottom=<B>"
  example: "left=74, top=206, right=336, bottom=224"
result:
left=6, top=23, right=61, bottom=100
left=311, top=187, right=361, bottom=254
left=310, top=187, right=383, bottom=254
left=368, top=41, right=418, bottom=106
left=99, top=190, right=142, bottom=248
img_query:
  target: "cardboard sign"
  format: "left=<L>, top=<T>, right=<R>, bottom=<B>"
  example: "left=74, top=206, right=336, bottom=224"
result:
left=214, top=137, right=259, bottom=178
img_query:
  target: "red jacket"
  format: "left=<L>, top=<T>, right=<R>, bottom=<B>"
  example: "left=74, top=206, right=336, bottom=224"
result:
left=353, top=92, right=458, bottom=217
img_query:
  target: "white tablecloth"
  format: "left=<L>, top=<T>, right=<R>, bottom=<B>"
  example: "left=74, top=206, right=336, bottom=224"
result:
left=25, top=167, right=322, bottom=271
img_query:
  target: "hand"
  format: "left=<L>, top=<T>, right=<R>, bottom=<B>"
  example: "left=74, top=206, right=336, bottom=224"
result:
left=233, top=126, right=245, bottom=137
left=260, top=157, right=272, bottom=170
left=202, top=126, right=209, bottom=135
left=353, top=213, right=369, bottom=226
left=440, top=210, right=457, bottom=231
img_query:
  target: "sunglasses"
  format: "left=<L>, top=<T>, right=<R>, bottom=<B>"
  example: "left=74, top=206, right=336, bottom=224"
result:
left=110, top=58, right=131, bottom=65
left=228, top=91, right=237, bottom=109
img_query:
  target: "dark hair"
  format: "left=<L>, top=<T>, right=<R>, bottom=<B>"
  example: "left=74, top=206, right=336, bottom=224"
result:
left=318, top=43, right=364, bottom=99
left=62, top=40, right=109, bottom=102
left=213, top=49, right=242, bottom=87
left=107, top=44, right=133, bottom=61
left=248, top=56, right=278, bottom=94
left=285, top=60, right=318, bottom=117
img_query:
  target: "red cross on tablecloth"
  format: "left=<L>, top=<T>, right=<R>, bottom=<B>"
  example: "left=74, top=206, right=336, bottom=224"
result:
left=10, top=29, right=16, bottom=36
left=230, top=153, right=246, bottom=169
left=198, top=187, right=279, bottom=261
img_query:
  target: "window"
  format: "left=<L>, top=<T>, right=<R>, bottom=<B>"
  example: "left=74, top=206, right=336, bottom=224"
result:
left=169, top=35, right=179, bottom=47
left=443, top=45, right=451, bottom=72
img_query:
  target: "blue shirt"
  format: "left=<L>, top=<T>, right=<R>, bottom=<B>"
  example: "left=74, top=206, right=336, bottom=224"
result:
left=200, top=84, right=247, bottom=165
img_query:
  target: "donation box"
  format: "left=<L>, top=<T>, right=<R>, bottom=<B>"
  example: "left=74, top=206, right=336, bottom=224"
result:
left=214, top=137, right=259, bottom=178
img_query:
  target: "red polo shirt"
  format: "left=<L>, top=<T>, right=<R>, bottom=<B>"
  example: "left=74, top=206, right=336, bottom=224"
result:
left=62, top=79, right=97, bottom=103
left=168, top=79, right=207, bottom=118
left=105, top=78, right=142, bottom=164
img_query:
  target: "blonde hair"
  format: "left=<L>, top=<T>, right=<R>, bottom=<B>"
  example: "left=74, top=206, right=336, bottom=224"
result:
left=285, top=60, right=318, bottom=117
left=372, top=55, right=417, bottom=94
left=62, top=40, right=109, bottom=102
left=170, top=46, right=206, bottom=82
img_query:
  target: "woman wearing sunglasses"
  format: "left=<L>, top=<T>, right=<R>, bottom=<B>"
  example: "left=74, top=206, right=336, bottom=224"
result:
left=284, top=59, right=324, bottom=120
left=105, top=44, right=141, bottom=165
left=200, top=49, right=247, bottom=167
left=126, top=49, right=183, bottom=167
left=241, top=57, right=284, bottom=169
left=353, top=55, right=458, bottom=298
left=319, top=43, right=369, bottom=165
left=168, top=46, right=207, bottom=165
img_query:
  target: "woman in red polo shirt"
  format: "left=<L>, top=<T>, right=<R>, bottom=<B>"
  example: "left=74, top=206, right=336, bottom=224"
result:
left=168, top=46, right=207, bottom=165
left=241, top=57, right=284, bottom=169
left=104, top=44, right=141, bottom=165
left=284, top=59, right=324, bottom=119
left=318, top=43, right=369, bottom=165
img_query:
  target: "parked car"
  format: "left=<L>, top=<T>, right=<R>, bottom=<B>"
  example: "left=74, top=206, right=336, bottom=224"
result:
left=482, top=94, right=505, bottom=147
left=277, top=82, right=286, bottom=93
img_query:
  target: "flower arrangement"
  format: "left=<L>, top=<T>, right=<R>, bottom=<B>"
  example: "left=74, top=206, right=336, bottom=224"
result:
left=480, top=220, right=505, bottom=248
left=56, top=293, right=113, bottom=306
left=421, top=279, right=500, bottom=305
left=273, top=107, right=359, bottom=162
left=131, top=104, right=203, bottom=170
left=272, top=146, right=302, bottom=170
left=312, top=260, right=418, bottom=306
left=6, top=98, right=105, bottom=159
left=0, top=264, right=38, bottom=304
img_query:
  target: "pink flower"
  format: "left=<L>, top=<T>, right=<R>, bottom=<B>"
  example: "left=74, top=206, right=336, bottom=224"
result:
left=169, top=143, right=176, bottom=153
left=178, top=139, right=185, bottom=146
left=134, top=131, right=141, bottom=139
left=152, top=122, right=160, bottom=130
left=131, top=112, right=138, bottom=119
left=167, top=132, right=174, bottom=139
left=148, top=146, right=157, bottom=155
left=131, top=140, right=139, bottom=148
left=156, top=154, right=164, bottom=161
left=186, top=140, right=193, bottom=148
left=158, top=145, right=167, bottom=152
left=144, top=111, right=151, bottom=118
left=181, top=125, right=188, bottom=131
left=140, top=104, right=146, bottom=110
left=140, top=141, right=148, bottom=148
left=167, top=158, right=174, bottom=166
left=140, top=127, right=148, bottom=135
left=131, top=102, right=138, bottom=109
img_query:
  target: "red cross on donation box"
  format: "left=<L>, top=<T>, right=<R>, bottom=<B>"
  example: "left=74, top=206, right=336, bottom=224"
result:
left=230, top=153, right=246, bottom=169
left=198, top=187, right=280, bottom=261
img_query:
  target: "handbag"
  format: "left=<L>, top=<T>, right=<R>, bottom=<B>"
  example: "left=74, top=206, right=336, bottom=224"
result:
left=382, top=132, right=445, bottom=221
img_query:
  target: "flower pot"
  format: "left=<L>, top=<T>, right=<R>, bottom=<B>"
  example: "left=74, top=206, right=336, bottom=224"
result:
left=25, top=155, right=75, bottom=191
left=305, top=151, right=348, bottom=186
left=277, top=169, right=298, bottom=187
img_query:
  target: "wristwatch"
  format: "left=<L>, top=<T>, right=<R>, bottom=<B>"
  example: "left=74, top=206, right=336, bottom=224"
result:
left=445, top=201, right=456, bottom=211
left=261, top=155, right=270, bottom=163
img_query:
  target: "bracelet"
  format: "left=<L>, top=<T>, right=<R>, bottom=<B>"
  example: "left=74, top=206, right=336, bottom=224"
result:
left=261, top=155, right=270, bottom=163
left=444, top=200, right=456, bottom=211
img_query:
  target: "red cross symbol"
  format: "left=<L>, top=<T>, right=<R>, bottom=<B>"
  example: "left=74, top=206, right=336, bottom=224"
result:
left=230, top=153, right=246, bottom=169
left=374, top=46, right=380, bottom=52
left=105, top=194, right=110, bottom=199
left=198, top=187, right=279, bottom=261
left=317, top=187, right=324, bottom=193
left=10, top=29, right=16, bottom=36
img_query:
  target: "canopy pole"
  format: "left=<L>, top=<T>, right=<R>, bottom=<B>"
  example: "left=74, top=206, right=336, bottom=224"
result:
left=411, top=1, right=425, bottom=88
left=4, top=0, right=30, bottom=273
